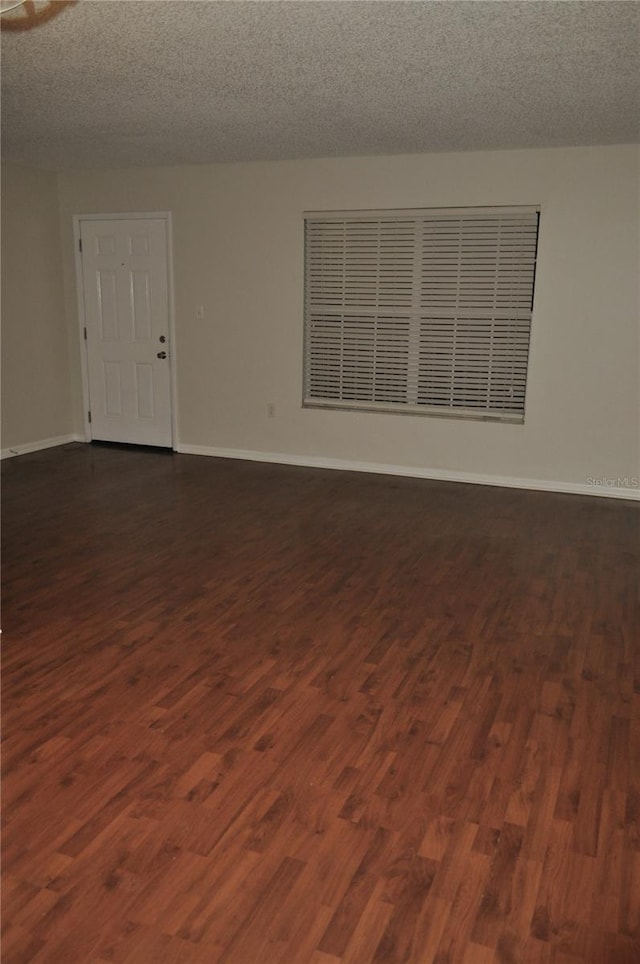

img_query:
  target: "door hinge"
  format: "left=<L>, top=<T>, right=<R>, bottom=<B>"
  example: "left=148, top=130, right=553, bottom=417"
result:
left=79, top=237, right=83, bottom=253
left=83, top=327, right=87, bottom=340
left=88, top=411, right=92, bottom=424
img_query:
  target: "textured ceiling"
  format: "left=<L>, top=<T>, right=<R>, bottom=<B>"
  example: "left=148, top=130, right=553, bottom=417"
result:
left=2, top=0, right=639, bottom=171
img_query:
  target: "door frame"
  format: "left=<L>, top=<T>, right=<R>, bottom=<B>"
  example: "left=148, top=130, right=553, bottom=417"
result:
left=73, top=212, right=178, bottom=449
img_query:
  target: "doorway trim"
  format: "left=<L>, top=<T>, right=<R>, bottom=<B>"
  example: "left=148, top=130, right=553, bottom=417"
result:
left=73, top=212, right=178, bottom=449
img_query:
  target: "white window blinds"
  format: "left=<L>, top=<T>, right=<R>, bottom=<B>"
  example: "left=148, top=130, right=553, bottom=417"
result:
left=303, top=206, right=539, bottom=422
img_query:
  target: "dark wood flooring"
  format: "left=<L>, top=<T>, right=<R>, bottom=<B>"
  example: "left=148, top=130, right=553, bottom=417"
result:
left=2, top=442, right=639, bottom=963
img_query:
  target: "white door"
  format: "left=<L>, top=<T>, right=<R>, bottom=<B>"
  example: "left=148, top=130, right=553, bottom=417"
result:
left=80, top=218, right=173, bottom=447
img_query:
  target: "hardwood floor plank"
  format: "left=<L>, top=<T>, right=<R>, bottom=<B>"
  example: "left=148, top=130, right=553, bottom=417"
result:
left=2, top=443, right=639, bottom=962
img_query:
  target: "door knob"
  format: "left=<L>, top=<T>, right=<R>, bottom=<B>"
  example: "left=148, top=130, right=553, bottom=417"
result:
left=157, top=351, right=167, bottom=359
left=159, top=335, right=166, bottom=343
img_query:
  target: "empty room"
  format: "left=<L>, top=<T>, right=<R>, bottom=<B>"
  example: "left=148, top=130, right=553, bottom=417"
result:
left=1, top=1, right=639, bottom=962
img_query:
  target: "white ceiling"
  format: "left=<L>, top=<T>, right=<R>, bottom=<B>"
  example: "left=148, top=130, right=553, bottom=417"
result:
left=2, top=0, right=639, bottom=171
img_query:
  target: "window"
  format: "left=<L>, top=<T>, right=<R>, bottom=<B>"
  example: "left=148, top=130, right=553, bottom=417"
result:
left=303, top=206, right=539, bottom=423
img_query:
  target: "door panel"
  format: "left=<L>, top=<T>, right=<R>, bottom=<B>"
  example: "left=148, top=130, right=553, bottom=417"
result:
left=97, top=271, right=119, bottom=340
left=135, top=363, right=155, bottom=419
left=81, top=218, right=172, bottom=447
left=103, top=361, right=123, bottom=416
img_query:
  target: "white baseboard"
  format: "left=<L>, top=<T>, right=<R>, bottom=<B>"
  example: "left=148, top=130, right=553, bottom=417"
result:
left=176, top=443, right=640, bottom=501
left=5, top=436, right=635, bottom=501
left=1, top=433, right=85, bottom=460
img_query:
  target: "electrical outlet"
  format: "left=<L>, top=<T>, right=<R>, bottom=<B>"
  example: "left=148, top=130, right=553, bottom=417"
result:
left=267, top=402, right=276, bottom=418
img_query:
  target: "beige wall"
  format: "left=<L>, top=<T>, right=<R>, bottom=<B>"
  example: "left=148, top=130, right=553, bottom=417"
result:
left=57, top=145, right=639, bottom=489
left=1, top=164, right=73, bottom=451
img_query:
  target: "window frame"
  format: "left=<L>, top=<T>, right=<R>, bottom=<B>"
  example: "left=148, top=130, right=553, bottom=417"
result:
left=302, top=205, right=540, bottom=425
